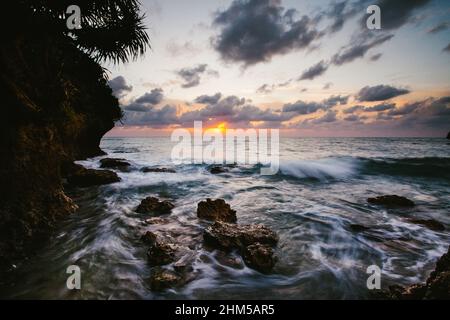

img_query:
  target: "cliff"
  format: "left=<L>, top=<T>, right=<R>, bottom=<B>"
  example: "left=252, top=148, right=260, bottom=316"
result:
left=0, top=32, right=121, bottom=268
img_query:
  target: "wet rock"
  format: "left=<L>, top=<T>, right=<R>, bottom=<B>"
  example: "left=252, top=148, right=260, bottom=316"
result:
left=99, top=158, right=130, bottom=169
left=209, top=166, right=228, bottom=174
left=242, top=243, right=276, bottom=274
left=377, top=246, right=450, bottom=299
left=141, top=167, right=176, bottom=173
left=136, top=197, right=174, bottom=215
left=349, top=224, right=371, bottom=233
left=149, top=268, right=184, bottom=291
left=367, top=195, right=415, bottom=207
left=203, top=221, right=278, bottom=252
left=147, top=240, right=177, bottom=266
left=407, top=219, right=445, bottom=232
left=67, top=165, right=120, bottom=187
left=197, top=198, right=237, bottom=223
left=99, top=158, right=131, bottom=170
left=141, top=231, right=157, bottom=245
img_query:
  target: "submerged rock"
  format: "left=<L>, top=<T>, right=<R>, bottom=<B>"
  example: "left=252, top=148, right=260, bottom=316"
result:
left=242, top=243, right=277, bottom=274
left=203, top=221, right=278, bottom=251
left=147, top=240, right=177, bottom=266
left=408, top=219, right=445, bottom=231
left=149, top=268, right=185, bottom=291
left=367, top=195, right=415, bottom=207
left=99, top=158, right=131, bottom=170
left=209, top=166, right=228, bottom=174
left=67, top=165, right=120, bottom=187
left=377, top=246, right=450, bottom=299
left=136, top=197, right=174, bottom=215
left=141, top=167, right=176, bottom=173
left=197, top=198, right=237, bottom=223
left=141, top=231, right=157, bottom=245
left=204, top=222, right=278, bottom=273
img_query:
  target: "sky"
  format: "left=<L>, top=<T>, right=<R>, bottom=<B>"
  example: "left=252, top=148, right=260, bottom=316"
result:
left=106, top=0, right=450, bottom=137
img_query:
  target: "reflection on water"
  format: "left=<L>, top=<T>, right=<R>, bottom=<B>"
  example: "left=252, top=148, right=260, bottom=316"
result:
left=1, top=137, right=449, bottom=299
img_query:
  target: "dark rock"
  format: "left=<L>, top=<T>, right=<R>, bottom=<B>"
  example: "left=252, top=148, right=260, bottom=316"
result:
left=67, top=165, right=120, bottom=187
left=408, top=219, right=445, bottom=232
left=141, top=167, right=176, bottom=173
left=149, top=268, right=184, bottom=291
left=203, top=221, right=278, bottom=252
left=209, top=166, right=227, bottom=174
left=447, top=131, right=450, bottom=140
left=377, top=246, right=450, bottom=299
left=367, top=195, right=415, bottom=207
left=242, top=243, right=276, bottom=274
left=99, top=158, right=131, bottom=170
left=141, top=231, right=157, bottom=245
left=197, top=198, right=237, bottom=223
left=349, top=224, right=371, bottom=232
left=147, top=240, right=177, bottom=266
left=136, top=197, right=174, bottom=215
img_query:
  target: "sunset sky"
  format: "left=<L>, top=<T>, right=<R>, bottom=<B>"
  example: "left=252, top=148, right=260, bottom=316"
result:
left=106, top=0, right=450, bottom=137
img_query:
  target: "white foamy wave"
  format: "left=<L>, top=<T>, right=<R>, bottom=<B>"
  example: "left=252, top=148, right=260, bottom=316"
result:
left=279, top=158, right=358, bottom=180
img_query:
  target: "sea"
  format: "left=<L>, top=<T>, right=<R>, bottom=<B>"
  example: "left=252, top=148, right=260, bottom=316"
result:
left=1, top=137, right=449, bottom=299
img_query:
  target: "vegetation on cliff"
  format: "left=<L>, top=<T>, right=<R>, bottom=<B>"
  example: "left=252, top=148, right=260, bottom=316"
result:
left=0, top=1, right=150, bottom=267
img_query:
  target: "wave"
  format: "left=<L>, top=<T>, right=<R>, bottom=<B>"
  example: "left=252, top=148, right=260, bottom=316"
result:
left=279, top=158, right=358, bottom=181
left=271, top=156, right=450, bottom=181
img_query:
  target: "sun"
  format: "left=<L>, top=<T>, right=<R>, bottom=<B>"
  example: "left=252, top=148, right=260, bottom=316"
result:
left=216, top=122, right=227, bottom=133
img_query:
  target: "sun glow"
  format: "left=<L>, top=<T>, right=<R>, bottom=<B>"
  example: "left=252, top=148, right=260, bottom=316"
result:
left=207, top=122, right=227, bottom=134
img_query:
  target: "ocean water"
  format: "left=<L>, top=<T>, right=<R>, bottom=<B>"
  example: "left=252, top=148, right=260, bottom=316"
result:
left=1, top=137, right=449, bottom=299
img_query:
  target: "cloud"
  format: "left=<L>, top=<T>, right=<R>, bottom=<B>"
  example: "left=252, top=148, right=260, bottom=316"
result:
left=297, top=0, right=432, bottom=81
left=311, top=111, right=337, bottom=124
left=443, top=43, right=450, bottom=53
left=343, top=114, right=360, bottom=121
left=256, top=80, right=292, bottom=93
left=356, top=85, right=410, bottom=102
left=363, top=103, right=396, bottom=112
left=176, top=64, right=218, bottom=88
left=323, top=82, right=333, bottom=90
left=386, top=101, right=421, bottom=116
left=135, top=88, right=164, bottom=105
left=194, top=93, right=222, bottom=104
left=331, top=33, right=394, bottom=66
left=427, top=22, right=449, bottom=34
left=108, top=76, right=133, bottom=98
left=370, top=0, right=431, bottom=30
left=299, top=60, right=329, bottom=80
left=282, top=94, right=347, bottom=114
left=212, top=0, right=320, bottom=66
left=370, top=53, right=382, bottom=61
left=323, top=95, right=349, bottom=107
left=343, top=105, right=365, bottom=114
left=166, top=40, right=201, bottom=57
left=125, top=105, right=179, bottom=127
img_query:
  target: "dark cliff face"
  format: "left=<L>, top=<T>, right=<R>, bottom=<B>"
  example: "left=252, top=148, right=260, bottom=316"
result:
left=0, top=33, right=121, bottom=267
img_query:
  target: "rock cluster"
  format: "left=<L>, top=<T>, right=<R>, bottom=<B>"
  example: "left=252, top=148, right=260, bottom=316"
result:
left=199, top=198, right=279, bottom=274
left=377, top=246, right=450, bottom=299
left=197, top=198, right=237, bottom=223
left=136, top=197, right=174, bottom=215
left=99, top=158, right=131, bottom=170
left=67, top=164, right=120, bottom=187
left=367, top=195, right=415, bottom=207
